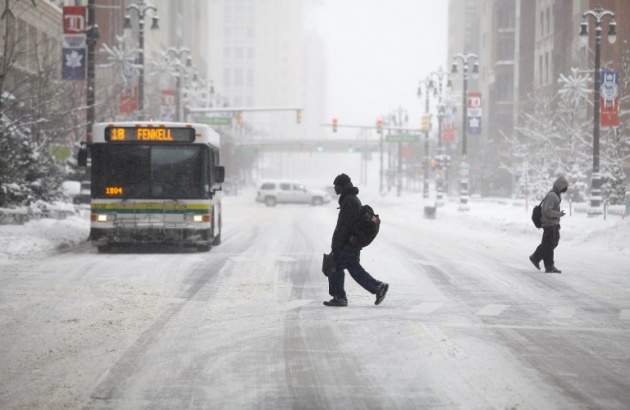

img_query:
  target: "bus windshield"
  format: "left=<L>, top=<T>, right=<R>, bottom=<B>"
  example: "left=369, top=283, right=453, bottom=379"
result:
left=91, top=145, right=210, bottom=199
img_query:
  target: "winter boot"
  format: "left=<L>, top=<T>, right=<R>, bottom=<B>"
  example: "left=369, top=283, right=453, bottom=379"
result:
left=375, top=283, right=389, bottom=305
left=324, top=297, right=348, bottom=307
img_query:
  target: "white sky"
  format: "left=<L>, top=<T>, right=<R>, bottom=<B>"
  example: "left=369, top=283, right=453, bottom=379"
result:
left=310, top=0, right=449, bottom=129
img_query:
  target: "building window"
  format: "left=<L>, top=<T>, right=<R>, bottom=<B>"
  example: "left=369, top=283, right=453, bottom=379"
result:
left=546, top=7, right=550, bottom=34
left=223, top=68, right=231, bottom=88
left=498, top=37, right=514, bottom=61
left=545, top=52, right=549, bottom=83
left=497, top=73, right=514, bottom=101
left=234, top=68, right=243, bottom=87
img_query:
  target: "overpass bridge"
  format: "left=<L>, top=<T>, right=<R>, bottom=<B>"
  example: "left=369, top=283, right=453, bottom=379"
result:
left=231, top=129, right=425, bottom=153
left=232, top=138, right=383, bottom=153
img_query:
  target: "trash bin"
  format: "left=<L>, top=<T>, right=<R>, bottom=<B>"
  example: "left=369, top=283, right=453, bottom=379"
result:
left=424, top=205, right=437, bottom=219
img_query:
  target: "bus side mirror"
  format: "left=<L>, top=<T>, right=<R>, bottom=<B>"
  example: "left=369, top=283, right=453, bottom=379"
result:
left=77, top=146, right=88, bottom=167
left=215, top=166, right=225, bottom=184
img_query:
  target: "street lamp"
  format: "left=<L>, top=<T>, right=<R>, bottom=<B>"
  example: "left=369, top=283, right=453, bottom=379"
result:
left=579, top=5, right=616, bottom=216
left=417, top=76, right=435, bottom=199
left=418, top=67, right=450, bottom=202
left=166, top=47, right=191, bottom=121
left=124, top=0, right=159, bottom=120
left=389, top=107, right=408, bottom=197
left=451, top=52, right=479, bottom=211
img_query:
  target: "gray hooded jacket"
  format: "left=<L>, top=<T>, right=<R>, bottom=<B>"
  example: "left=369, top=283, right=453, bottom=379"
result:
left=541, top=176, right=569, bottom=227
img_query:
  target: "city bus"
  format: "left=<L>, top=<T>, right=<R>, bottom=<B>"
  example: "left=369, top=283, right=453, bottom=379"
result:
left=87, top=121, right=224, bottom=252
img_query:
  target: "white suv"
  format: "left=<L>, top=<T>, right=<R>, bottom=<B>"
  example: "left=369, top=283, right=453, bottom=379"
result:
left=256, top=180, right=331, bottom=207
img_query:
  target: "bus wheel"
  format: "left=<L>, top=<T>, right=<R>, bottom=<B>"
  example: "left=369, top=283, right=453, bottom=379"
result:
left=212, top=232, right=221, bottom=246
left=197, top=244, right=211, bottom=252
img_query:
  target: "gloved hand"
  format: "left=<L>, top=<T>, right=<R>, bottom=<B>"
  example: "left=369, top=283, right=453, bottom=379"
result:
left=560, top=210, right=566, bottom=217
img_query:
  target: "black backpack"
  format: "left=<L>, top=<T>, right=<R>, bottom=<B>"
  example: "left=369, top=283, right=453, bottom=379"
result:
left=531, top=198, right=544, bottom=229
left=349, top=205, right=380, bottom=248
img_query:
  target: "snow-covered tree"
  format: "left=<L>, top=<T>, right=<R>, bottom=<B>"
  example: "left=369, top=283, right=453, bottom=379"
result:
left=501, top=93, right=557, bottom=200
left=500, top=68, right=616, bottom=202
left=0, top=5, right=70, bottom=207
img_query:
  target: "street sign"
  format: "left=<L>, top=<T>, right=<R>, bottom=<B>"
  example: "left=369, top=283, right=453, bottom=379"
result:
left=386, top=134, right=419, bottom=142
left=199, top=116, right=232, bottom=126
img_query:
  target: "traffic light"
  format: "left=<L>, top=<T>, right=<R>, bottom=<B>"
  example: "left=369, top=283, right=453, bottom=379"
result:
left=296, top=109, right=302, bottom=124
left=236, top=111, right=243, bottom=125
left=421, top=114, right=431, bottom=133
left=376, top=118, right=383, bottom=133
left=332, top=118, right=338, bottom=132
left=317, top=143, right=324, bottom=152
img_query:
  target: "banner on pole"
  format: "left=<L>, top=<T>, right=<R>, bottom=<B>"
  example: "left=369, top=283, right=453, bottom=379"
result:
left=600, top=71, right=619, bottom=128
left=160, top=90, right=177, bottom=120
left=441, top=104, right=456, bottom=143
left=120, top=87, right=138, bottom=114
left=467, top=92, right=482, bottom=136
left=62, top=7, right=86, bottom=81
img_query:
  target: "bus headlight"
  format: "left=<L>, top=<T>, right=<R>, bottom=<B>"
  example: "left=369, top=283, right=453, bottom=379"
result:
left=184, top=214, right=204, bottom=222
left=92, top=214, right=111, bottom=222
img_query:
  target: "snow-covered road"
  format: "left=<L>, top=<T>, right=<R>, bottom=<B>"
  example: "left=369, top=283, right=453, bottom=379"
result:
left=1, top=191, right=629, bottom=409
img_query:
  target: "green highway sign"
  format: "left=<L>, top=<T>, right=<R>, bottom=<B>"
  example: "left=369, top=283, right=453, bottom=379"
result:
left=199, top=116, right=232, bottom=126
left=350, top=146, right=377, bottom=152
left=386, top=134, right=419, bottom=142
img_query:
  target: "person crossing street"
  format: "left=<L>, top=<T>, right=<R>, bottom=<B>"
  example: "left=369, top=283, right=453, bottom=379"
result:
left=324, top=173, right=389, bottom=307
left=529, top=176, right=569, bottom=274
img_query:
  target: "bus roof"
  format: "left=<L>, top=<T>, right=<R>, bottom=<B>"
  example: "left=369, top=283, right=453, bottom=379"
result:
left=91, top=121, right=220, bottom=148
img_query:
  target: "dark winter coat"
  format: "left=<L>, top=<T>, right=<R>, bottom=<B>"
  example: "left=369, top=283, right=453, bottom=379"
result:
left=541, top=176, right=569, bottom=227
left=331, top=183, right=361, bottom=254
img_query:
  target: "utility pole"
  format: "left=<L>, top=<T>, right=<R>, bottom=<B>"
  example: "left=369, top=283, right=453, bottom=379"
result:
left=85, top=0, right=98, bottom=145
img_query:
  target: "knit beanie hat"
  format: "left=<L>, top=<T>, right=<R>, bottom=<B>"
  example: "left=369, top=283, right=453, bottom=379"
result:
left=333, top=173, right=351, bottom=186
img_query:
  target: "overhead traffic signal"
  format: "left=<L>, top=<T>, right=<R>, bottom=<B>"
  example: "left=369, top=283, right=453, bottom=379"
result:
left=332, top=118, right=338, bottom=132
left=421, top=114, right=431, bottom=133
left=236, top=111, right=243, bottom=125
left=376, top=118, right=383, bottom=133
left=296, top=109, right=302, bottom=124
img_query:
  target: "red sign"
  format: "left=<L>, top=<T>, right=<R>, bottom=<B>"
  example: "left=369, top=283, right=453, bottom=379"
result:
left=467, top=92, right=482, bottom=109
left=600, top=71, right=619, bottom=127
left=63, top=7, right=86, bottom=34
left=119, top=87, right=138, bottom=114
left=442, top=123, right=456, bottom=143
left=161, top=90, right=176, bottom=106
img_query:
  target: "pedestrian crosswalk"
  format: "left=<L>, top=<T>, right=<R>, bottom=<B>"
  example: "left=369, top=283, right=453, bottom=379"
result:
left=408, top=302, right=630, bottom=321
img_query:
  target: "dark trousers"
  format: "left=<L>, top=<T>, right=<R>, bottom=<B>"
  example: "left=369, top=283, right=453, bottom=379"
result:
left=532, top=225, right=560, bottom=270
left=328, top=243, right=381, bottom=301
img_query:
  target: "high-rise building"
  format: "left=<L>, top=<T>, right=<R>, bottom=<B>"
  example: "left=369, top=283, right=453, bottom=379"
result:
left=448, top=0, right=630, bottom=196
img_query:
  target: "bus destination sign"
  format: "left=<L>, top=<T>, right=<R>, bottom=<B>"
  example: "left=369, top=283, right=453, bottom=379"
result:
left=105, top=127, right=196, bottom=143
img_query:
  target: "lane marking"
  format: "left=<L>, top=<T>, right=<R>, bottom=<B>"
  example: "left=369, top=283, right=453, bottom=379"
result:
left=621, top=310, right=630, bottom=320
left=420, top=322, right=448, bottom=343
left=446, top=322, right=630, bottom=334
left=410, top=302, right=444, bottom=313
left=412, top=259, right=439, bottom=267
left=476, top=304, right=509, bottom=316
left=409, top=321, right=447, bottom=343
left=548, top=307, right=576, bottom=319
left=278, top=299, right=313, bottom=311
